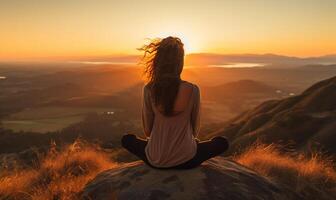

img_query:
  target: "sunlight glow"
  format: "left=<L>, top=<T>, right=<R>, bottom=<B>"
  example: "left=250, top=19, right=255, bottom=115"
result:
left=154, top=32, right=196, bottom=54
left=0, top=0, right=335, bottom=60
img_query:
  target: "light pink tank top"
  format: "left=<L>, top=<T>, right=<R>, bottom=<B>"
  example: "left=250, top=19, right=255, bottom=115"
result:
left=145, top=84, right=198, bottom=168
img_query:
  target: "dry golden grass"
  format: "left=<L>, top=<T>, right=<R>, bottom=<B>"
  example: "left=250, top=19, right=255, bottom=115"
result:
left=235, top=143, right=336, bottom=199
left=0, top=140, right=117, bottom=200
left=1, top=140, right=335, bottom=200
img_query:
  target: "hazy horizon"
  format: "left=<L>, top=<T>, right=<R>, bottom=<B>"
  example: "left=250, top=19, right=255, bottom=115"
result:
left=1, top=52, right=336, bottom=63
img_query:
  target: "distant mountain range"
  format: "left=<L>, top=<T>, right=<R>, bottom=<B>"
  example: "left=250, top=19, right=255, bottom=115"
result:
left=69, top=53, right=336, bottom=67
left=184, top=53, right=336, bottom=66
left=212, top=76, right=336, bottom=156
left=2, top=53, right=335, bottom=67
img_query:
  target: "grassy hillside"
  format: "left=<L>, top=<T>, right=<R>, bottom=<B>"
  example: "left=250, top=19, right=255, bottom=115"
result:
left=0, top=140, right=117, bottom=200
left=213, top=76, right=336, bottom=156
left=236, top=143, right=336, bottom=199
left=0, top=140, right=334, bottom=200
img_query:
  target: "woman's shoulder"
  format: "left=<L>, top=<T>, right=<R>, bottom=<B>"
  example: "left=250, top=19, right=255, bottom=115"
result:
left=143, top=84, right=152, bottom=98
left=181, top=80, right=200, bottom=91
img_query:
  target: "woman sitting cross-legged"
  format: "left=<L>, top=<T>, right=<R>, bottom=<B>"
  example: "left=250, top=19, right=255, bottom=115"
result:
left=121, top=36, right=229, bottom=169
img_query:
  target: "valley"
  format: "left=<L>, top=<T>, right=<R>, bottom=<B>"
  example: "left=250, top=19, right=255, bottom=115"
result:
left=1, top=62, right=336, bottom=156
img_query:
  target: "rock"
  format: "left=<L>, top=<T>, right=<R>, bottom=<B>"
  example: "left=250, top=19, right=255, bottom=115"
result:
left=81, top=157, right=298, bottom=200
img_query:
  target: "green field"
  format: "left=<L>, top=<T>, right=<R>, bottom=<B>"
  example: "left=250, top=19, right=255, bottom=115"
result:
left=1, top=106, right=116, bottom=133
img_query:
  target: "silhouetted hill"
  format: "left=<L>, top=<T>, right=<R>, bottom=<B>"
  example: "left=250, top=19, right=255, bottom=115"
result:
left=213, top=76, right=336, bottom=156
left=198, top=80, right=288, bottom=124
left=203, top=80, right=277, bottom=98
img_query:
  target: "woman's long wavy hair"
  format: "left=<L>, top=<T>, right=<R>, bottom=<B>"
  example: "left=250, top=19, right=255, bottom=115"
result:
left=139, top=36, right=185, bottom=116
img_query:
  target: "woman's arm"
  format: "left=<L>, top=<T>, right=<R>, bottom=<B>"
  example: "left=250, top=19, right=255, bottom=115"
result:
left=142, top=86, right=154, bottom=138
left=191, top=85, right=201, bottom=137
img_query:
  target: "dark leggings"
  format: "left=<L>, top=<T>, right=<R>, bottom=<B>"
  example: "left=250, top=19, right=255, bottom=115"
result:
left=121, top=134, right=229, bottom=169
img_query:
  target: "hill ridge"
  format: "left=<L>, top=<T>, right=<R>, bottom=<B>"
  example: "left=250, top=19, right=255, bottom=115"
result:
left=214, top=76, right=336, bottom=155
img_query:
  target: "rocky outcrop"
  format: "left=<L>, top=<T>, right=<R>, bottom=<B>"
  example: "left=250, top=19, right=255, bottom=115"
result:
left=81, top=157, right=298, bottom=200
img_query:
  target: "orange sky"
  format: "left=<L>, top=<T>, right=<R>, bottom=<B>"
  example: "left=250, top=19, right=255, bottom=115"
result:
left=0, top=0, right=335, bottom=60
